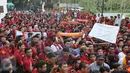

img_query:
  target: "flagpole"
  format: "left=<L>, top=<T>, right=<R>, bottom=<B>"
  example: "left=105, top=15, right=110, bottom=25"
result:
left=101, top=0, right=104, bottom=16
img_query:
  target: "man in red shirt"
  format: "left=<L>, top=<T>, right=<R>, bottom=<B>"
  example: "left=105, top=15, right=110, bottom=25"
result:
left=32, top=60, right=47, bottom=73
left=16, top=35, right=28, bottom=47
left=80, top=46, right=89, bottom=63
left=14, top=43, right=25, bottom=73
left=69, top=57, right=81, bottom=73
left=23, top=48, right=34, bottom=73
left=38, top=46, right=53, bottom=61
left=88, top=53, right=96, bottom=65
left=58, top=61, right=69, bottom=73
left=77, top=62, right=89, bottom=73
left=50, top=61, right=69, bottom=73
left=0, top=41, right=12, bottom=62
left=58, top=47, right=75, bottom=65
left=45, top=52, right=56, bottom=73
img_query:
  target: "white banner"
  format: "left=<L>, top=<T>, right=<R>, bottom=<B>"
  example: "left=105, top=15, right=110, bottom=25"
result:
left=16, top=30, right=23, bottom=36
left=16, top=30, right=41, bottom=39
left=25, top=32, right=41, bottom=39
left=88, top=23, right=120, bottom=43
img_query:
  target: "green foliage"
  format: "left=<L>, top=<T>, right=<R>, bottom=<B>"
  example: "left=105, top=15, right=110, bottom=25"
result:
left=8, top=0, right=130, bottom=13
left=79, top=0, right=130, bottom=13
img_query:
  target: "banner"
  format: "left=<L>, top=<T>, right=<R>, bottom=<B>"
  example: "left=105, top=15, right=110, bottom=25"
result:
left=88, top=23, right=120, bottom=43
left=16, top=30, right=41, bottom=39
left=16, top=30, right=23, bottom=36
left=57, top=31, right=83, bottom=37
left=75, top=19, right=89, bottom=23
left=25, top=32, right=41, bottom=39
left=60, top=21, right=77, bottom=25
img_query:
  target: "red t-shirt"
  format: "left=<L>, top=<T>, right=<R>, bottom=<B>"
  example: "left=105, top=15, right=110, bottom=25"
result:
left=14, top=50, right=24, bottom=66
left=128, top=23, right=130, bottom=29
left=37, top=40, right=46, bottom=51
left=0, top=47, right=11, bottom=62
left=0, top=47, right=11, bottom=57
left=58, top=55, right=75, bottom=64
left=23, top=57, right=34, bottom=72
left=6, top=48, right=13, bottom=56
left=76, top=70, right=84, bottom=73
left=38, top=52, right=47, bottom=61
left=32, top=68, right=38, bottom=73
left=80, top=55, right=89, bottom=64
left=24, top=41, right=28, bottom=48
left=32, top=46, right=37, bottom=58
left=12, top=29, right=16, bottom=39
left=109, top=19, right=114, bottom=25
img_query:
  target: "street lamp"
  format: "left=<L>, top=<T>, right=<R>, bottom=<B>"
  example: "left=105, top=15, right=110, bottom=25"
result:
left=101, top=0, right=104, bottom=16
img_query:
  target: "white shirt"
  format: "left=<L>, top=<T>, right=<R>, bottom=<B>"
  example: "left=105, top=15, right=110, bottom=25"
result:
left=118, top=58, right=123, bottom=67
left=51, top=44, right=63, bottom=52
left=51, top=45, right=58, bottom=52
left=114, top=18, right=122, bottom=26
left=74, top=12, right=77, bottom=18
left=96, top=17, right=100, bottom=23
left=89, top=62, right=110, bottom=72
left=118, top=52, right=126, bottom=60
left=42, top=32, right=47, bottom=38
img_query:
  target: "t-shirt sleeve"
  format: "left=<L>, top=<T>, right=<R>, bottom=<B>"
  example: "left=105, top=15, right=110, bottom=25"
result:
left=118, top=58, right=123, bottom=67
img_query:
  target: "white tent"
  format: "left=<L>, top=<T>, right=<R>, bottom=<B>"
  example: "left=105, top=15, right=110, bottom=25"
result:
left=0, top=0, right=7, bottom=23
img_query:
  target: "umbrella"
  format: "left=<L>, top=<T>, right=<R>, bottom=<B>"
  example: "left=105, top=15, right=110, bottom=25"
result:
left=7, top=2, right=14, bottom=9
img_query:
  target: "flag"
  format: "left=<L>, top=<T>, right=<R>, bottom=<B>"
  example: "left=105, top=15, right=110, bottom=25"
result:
left=88, top=23, right=120, bottom=43
left=16, top=30, right=23, bottom=36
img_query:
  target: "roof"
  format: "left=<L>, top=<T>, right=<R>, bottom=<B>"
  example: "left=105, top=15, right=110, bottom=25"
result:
left=55, top=3, right=80, bottom=8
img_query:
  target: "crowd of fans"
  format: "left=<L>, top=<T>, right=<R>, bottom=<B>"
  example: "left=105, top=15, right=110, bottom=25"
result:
left=0, top=9, right=130, bottom=73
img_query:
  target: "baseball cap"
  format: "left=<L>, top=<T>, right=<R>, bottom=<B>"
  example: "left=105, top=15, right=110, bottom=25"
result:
left=96, top=55, right=105, bottom=59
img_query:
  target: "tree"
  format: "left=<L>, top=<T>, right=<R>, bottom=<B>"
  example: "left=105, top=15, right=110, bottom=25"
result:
left=122, top=0, right=130, bottom=13
left=79, top=0, right=99, bottom=12
left=79, top=0, right=130, bottom=13
left=8, top=0, right=130, bottom=12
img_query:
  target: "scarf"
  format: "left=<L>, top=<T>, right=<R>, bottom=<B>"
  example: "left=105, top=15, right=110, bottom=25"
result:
left=123, top=57, right=127, bottom=68
left=123, top=57, right=130, bottom=72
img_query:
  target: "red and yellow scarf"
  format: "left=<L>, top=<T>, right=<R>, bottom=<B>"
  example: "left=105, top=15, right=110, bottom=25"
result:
left=123, top=57, right=130, bottom=72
